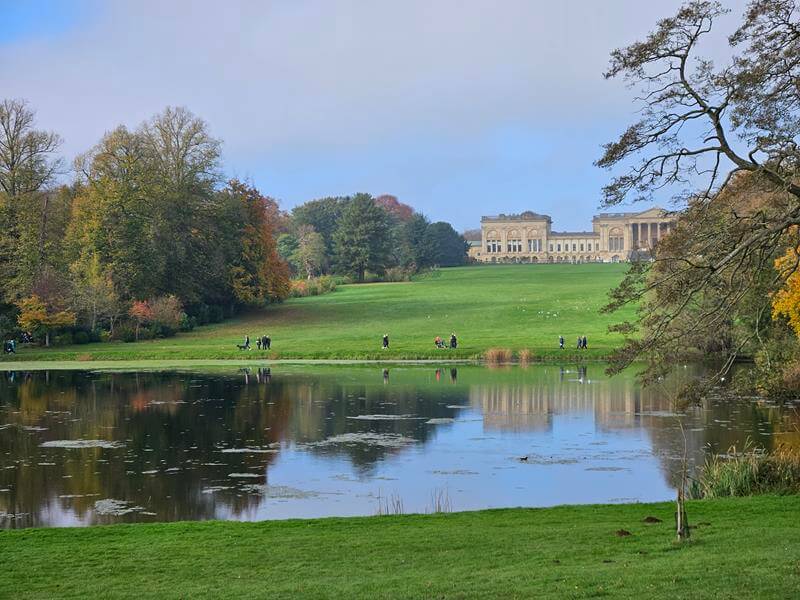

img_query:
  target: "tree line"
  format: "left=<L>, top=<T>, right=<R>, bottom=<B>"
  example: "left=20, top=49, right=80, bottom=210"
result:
left=279, top=193, right=467, bottom=282
left=0, top=100, right=466, bottom=345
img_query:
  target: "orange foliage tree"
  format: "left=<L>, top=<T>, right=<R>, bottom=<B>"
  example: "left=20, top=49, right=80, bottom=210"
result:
left=226, top=180, right=290, bottom=305
left=16, top=295, right=76, bottom=347
left=128, top=300, right=153, bottom=341
left=772, top=238, right=800, bottom=336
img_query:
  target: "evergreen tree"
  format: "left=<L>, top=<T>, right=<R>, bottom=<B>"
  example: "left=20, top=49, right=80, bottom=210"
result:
left=332, top=194, right=390, bottom=281
left=423, top=222, right=468, bottom=267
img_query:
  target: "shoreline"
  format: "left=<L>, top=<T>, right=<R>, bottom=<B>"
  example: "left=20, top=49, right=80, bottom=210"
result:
left=0, top=353, right=614, bottom=371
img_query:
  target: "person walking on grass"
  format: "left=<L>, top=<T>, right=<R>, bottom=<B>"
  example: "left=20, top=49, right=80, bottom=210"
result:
left=577, top=336, right=582, bottom=349
left=382, top=334, right=389, bottom=350
left=559, top=335, right=564, bottom=349
left=244, top=335, right=251, bottom=350
left=263, top=335, right=270, bottom=350
left=582, top=335, right=588, bottom=350
left=450, top=333, right=457, bottom=349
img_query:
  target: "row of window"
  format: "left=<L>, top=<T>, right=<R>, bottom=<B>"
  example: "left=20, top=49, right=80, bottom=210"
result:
left=609, top=236, right=624, bottom=251
left=486, top=240, right=598, bottom=253
left=549, top=242, right=595, bottom=252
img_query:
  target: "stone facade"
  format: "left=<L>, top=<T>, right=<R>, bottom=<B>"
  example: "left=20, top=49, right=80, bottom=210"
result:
left=470, top=207, right=676, bottom=263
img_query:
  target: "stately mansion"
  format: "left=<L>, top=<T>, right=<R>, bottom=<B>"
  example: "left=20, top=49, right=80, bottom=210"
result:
left=469, top=207, right=676, bottom=263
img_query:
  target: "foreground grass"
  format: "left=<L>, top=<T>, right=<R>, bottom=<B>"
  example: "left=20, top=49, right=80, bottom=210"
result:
left=4, top=264, right=635, bottom=363
left=2, top=496, right=799, bottom=599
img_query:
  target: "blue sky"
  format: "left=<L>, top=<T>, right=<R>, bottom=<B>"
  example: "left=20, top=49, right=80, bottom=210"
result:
left=0, top=0, right=747, bottom=231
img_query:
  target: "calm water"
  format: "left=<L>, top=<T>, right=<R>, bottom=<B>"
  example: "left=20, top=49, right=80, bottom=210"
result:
left=1, top=364, right=797, bottom=528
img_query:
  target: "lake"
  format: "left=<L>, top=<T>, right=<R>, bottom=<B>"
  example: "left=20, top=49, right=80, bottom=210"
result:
left=1, top=364, right=797, bottom=528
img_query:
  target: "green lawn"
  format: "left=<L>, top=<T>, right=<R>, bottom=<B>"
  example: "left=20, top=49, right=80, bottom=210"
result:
left=4, top=264, right=635, bottom=363
left=3, top=496, right=798, bottom=598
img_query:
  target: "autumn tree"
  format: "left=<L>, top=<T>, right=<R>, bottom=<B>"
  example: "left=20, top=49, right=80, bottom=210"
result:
left=225, top=180, right=290, bottom=305
left=772, top=234, right=800, bottom=336
left=0, top=99, right=63, bottom=300
left=292, top=224, right=326, bottom=279
left=375, top=194, right=414, bottom=222
left=16, top=295, right=75, bottom=347
left=70, top=252, right=121, bottom=333
left=597, top=0, right=800, bottom=384
left=128, top=301, right=153, bottom=341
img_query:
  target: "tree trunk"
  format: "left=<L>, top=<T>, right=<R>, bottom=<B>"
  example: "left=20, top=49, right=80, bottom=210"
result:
left=675, top=489, right=690, bottom=542
left=45, top=331, right=50, bottom=347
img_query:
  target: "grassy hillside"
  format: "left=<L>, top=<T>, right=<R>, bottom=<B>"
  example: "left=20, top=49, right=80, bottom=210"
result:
left=4, top=264, right=636, bottom=362
left=2, top=496, right=799, bottom=598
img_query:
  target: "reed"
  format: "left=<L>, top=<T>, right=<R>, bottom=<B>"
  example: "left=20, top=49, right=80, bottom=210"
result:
left=697, top=443, right=800, bottom=498
left=484, top=347, right=513, bottom=364
left=427, top=488, right=452, bottom=514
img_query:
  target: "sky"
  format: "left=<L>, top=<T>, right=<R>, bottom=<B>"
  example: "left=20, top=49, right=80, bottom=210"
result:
left=0, top=0, right=748, bottom=231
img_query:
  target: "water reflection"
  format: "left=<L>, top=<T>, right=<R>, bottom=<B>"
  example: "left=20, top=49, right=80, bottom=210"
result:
left=0, top=365, right=797, bottom=528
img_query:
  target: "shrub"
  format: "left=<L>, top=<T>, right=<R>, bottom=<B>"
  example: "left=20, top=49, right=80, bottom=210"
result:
left=317, top=275, right=337, bottom=293
left=384, top=267, right=414, bottom=282
left=73, top=331, right=90, bottom=345
left=290, top=280, right=308, bottom=298
left=289, top=277, right=338, bottom=298
left=116, top=324, right=137, bottom=343
left=179, top=312, right=196, bottom=332
left=149, top=295, right=183, bottom=337
left=518, top=348, right=532, bottom=364
left=53, top=332, right=73, bottom=346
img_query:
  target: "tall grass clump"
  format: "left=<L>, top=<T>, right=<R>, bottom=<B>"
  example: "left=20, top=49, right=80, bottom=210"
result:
left=484, top=348, right=513, bottom=364
left=697, top=444, right=800, bottom=498
left=518, top=348, right=532, bottom=365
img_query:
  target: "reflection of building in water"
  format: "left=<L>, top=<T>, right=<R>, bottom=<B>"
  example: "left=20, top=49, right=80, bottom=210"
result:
left=471, top=373, right=614, bottom=431
left=469, top=372, right=676, bottom=432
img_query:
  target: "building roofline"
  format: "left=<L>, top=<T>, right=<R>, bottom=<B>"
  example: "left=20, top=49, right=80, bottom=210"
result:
left=481, top=211, right=552, bottom=223
left=592, top=206, right=668, bottom=220
left=550, top=231, right=600, bottom=237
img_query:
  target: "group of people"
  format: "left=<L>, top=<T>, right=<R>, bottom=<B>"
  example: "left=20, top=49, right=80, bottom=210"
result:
left=3, top=332, right=34, bottom=354
left=238, top=334, right=271, bottom=350
left=435, top=333, right=457, bottom=349
left=558, top=335, right=588, bottom=349
left=380, top=333, right=458, bottom=350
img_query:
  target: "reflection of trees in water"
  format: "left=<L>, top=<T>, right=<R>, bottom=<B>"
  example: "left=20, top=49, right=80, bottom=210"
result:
left=286, top=376, right=468, bottom=474
left=0, top=368, right=469, bottom=526
left=0, top=370, right=294, bottom=527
